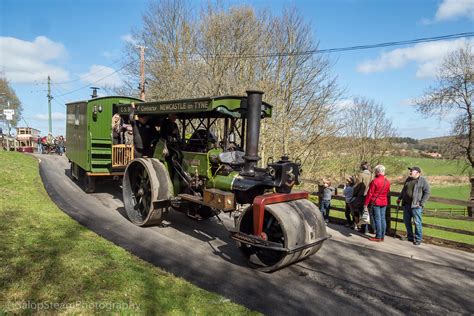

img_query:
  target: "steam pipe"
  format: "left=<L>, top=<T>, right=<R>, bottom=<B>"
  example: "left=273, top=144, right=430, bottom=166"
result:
left=241, top=90, right=264, bottom=176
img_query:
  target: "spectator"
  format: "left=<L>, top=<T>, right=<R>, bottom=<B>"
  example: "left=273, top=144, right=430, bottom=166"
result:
left=320, top=179, right=335, bottom=223
left=364, top=165, right=390, bottom=242
left=37, top=135, right=43, bottom=154
left=352, top=162, right=372, bottom=232
left=47, top=133, right=53, bottom=145
left=57, top=136, right=65, bottom=155
left=397, top=167, right=431, bottom=246
left=343, top=176, right=355, bottom=228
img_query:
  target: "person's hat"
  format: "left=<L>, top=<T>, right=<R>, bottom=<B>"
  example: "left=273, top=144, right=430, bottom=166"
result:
left=408, top=166, right=422, bottom=173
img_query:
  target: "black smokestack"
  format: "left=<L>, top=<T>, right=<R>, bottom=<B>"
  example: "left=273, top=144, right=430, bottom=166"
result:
left=241, top=90, right=263, bottom=176
left=90, top=87, right=100, bottom=99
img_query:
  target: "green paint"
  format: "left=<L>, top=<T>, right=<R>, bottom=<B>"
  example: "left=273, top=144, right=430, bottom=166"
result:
left=116, top=95, right=273, bottom=118
left=208, top=172, right=239, bottom=191
left=66, top=96, right=142, bottom=173
left=182, top=152, right=209, bottom=177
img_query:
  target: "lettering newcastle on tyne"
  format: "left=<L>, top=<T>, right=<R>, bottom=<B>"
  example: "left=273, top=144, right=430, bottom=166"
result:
left=118, top=101, right=209, bottom=114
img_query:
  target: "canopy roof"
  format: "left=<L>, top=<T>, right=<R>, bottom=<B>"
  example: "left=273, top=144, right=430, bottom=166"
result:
left=116, top=95, right=273, bottom=119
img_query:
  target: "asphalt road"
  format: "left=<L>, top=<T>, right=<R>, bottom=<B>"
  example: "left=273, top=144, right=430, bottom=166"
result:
left=38, top=154, right=474, bottom=315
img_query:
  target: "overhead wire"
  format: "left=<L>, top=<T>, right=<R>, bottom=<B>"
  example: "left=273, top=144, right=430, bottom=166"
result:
left=54, top=59, right=137, bottom=98
left=52, top=54, right=132, bottom=85
left=36, top=32, right=473, bottom=98
left=173, top=31, right=474, bottom=59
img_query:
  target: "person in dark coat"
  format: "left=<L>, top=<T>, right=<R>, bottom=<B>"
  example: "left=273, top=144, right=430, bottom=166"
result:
left=129, top=103, right=159, bottom=158
left=397, top=167, right=430, bottom=246
left=351, top=162, right=372, bottom=232
left=160, top=113, right=179, bottom=142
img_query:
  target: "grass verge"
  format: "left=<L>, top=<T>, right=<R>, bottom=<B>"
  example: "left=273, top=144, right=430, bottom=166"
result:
left=0, top=152, right=255, bottom=314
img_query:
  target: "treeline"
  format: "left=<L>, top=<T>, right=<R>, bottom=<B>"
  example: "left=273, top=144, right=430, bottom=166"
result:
left=389, top=137, right=418, bottom=144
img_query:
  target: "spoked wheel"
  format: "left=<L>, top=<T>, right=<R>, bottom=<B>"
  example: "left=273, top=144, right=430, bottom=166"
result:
left=237, top=199, right=327, bottom=272
left=123, top=158, right=173, bottom=226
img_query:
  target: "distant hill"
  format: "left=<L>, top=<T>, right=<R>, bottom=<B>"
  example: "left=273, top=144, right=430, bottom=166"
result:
left=418, top=136, right=455, bottom=144
left=390, top=135, right=458, bottom=158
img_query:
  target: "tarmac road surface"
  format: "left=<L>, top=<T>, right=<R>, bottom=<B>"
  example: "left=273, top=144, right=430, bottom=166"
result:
left=37, top=154, right=474, bottom=315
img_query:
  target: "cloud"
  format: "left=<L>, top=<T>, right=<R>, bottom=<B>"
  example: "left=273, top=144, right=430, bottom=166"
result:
left=33, top=112, right=66, bottom=121
left=79, top=65, right=123, bottom=88
left=399, top=98, right=416, bottom=106
left=357, top=38, right=473, bottom=78
left=333, top=99, right=355, bottom=110
left=435, top=0, right=474, bottom=21
left=0, top=36, right=69, bottom=83
left=121, top=34, right=137, bottom=45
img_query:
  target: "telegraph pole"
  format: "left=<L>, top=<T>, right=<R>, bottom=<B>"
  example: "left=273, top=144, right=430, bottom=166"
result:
left=139, top=46, right=146, bottom=101
left=6, top=100, right=10, bottom=137
left=47, top=75, right=52, bottom=134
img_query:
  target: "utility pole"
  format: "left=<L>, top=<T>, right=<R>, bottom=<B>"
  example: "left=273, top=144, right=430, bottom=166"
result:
left=47, top=75, right=52, bottom=134
left=139, top=46, right=146, bottom=101
left=6, top=100, right=10, bottom=137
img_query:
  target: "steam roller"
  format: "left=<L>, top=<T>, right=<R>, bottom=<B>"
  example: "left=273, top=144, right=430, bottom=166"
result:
left=118, top=90, right=329, bottom=272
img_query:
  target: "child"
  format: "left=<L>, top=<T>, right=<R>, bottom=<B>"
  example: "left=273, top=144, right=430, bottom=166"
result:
left=343, top=176, right=355, bottom=228
left=320, top=179, right=335, bottom=223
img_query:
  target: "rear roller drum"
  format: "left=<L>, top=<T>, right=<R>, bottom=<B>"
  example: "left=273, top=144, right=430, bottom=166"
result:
left=237, top=199, right=327, bottom=272
left=122, top=158, right=173, bottom=226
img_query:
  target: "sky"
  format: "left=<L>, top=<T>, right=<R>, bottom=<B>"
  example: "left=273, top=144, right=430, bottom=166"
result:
left=0, top=0, right=473, bottom=138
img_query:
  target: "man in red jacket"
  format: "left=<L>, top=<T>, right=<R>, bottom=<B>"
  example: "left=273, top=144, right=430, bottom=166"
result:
left=364, top=164, right=391, bottom=242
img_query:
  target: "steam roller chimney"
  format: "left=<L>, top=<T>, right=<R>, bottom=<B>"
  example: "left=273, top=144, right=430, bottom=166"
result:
left=241, top=90, right=264, bottom=176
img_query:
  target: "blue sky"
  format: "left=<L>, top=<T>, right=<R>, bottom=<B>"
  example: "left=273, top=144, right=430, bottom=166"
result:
left=0, top=0, right=473, bottom=138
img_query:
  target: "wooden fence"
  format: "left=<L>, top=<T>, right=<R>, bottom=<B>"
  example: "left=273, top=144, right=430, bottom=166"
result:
left=309, top=189, right=474, bottom=252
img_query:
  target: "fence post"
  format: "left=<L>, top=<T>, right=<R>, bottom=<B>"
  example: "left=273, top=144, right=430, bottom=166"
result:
left=386, top=192, right=391, bottom=235
left=468, top=177, right=473, bottom=217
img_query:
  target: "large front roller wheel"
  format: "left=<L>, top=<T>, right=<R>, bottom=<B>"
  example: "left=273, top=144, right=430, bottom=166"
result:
left=237, top=199, right=327, bottom=272
left=122, top=158, right=173, bottom=226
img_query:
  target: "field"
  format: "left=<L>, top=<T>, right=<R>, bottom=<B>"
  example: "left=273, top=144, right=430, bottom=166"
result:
left=0, top=152, right=253, bottom=314
left=384, top=156, right=468, bottom=176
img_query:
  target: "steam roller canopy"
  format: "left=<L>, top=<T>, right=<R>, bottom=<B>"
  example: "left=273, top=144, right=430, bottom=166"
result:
left=237, top=199, right=327, bottom=272
left=122, top=158, right=173, bottom=226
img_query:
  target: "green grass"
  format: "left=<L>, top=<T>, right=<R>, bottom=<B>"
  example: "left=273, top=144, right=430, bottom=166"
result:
left=0, top=152, right=255, bottom=314
left=426, top=185, right=470, bottom=211
left=389, top=185, right=469, bottom=213
left=386, top=156, right=468, bottom=176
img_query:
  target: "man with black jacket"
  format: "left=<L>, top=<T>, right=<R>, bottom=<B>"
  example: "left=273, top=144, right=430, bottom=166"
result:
left=129, top=103, right=159, bottom=158
left=397, top=166, right=431, bottom=245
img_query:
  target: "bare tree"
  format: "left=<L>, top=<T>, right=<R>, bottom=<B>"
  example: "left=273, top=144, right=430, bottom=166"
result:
left=0, top=76, right=22, bottom=128
left=122, top=1, right=342, bottom=181
left=415, top=43, right=474, bottom=216
left=121, top=0, right=197, bottom=100
left=342, top=96, right=396, bottom=174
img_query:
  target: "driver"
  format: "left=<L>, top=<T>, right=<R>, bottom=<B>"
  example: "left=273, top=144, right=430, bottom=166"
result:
left=160, top=113, right=180, bottom=142
left=129, top=103, right=159, bottom=158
